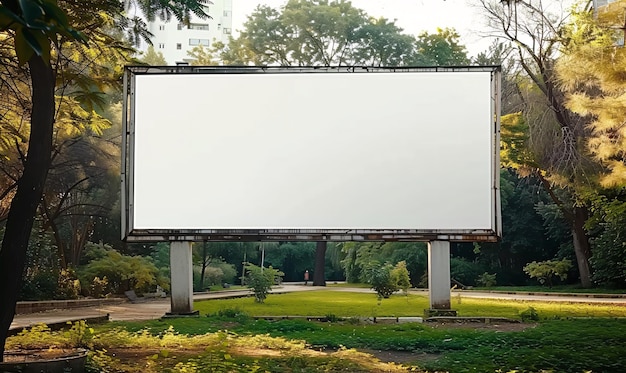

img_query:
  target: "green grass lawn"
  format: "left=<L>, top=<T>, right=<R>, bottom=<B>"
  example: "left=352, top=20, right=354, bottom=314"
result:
left=24, top=289, right=626, bottom=372
left=192, top=289, right=626, bottom=319
left=473, top=284, right=626, bottom=294
left=100, top=312, right=626, bottom=372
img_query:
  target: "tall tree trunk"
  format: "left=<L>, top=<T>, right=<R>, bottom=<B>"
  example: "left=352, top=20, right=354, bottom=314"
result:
left=538, top=173, right=593, bottom=288
left=572, top=206, right=592, bottom=288
left=200, top=242, right=209, bottom=289
left=0, top=56, right=55, bottom=360
left=313, top=241, right=326, bottom=286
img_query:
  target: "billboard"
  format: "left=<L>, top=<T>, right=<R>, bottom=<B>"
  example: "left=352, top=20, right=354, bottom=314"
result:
left=122, top=66, right=501, bottom=242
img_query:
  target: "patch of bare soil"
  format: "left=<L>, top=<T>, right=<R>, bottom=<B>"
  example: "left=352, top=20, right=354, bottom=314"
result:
left=3, top=348, right=86, bottom=362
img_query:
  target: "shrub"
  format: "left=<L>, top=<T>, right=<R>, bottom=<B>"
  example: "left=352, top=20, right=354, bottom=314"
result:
left=523, top=259, right=572, bottom=288
left=90, top=276, right=109, bottom=298
left=57, top=268, right=81, bottom=299
left=19, top=270, right=58, bottom=301
left=364, top=261, right=412, bottom=299
left=476, top=272, right=497, bottom=287
left=390, top=261, right=411, bottom=295
left=365, top=262, right=397, bottom=299
left=78, top=248, right=166, bottom=294
left=245, top=263, right=284, bottom=303
left=520, top=306, right=540, bottom=321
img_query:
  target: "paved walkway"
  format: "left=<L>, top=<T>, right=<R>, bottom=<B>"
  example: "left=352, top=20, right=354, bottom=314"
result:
left=10, top=284, right=315, bottom=331
left=10, top=284, right=626, bottom=331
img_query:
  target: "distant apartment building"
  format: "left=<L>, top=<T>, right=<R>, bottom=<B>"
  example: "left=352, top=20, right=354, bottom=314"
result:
left=593, top=0, right=618, bottom=9
left=592, top=0, right=624, bottom=45
left=146, top=0, right=233, bottom=64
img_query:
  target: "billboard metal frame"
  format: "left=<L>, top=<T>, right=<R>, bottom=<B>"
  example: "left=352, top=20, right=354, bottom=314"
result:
left=122, top=65, right=501, bottom=243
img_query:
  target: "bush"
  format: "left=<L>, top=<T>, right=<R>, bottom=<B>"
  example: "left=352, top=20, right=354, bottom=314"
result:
left=245, top=263, right=284, bottom=303
left=19, top=270, right=59, bottom=301
left=57, top=268, right=81, bottom=299
left=90, top=276, right=109, bottom=298
left=523, top=259, right=572, bottom=288
left=520, top=306, right=540, bottom=321
left=365, top=263, right=397, bottom=299
left=476, top=272, right=497, bottom=287
left=364, top=261, right=412, bottom=299
left=390, top=261, right=411, bottom=295
left=78, top=248, right=166, bottom=294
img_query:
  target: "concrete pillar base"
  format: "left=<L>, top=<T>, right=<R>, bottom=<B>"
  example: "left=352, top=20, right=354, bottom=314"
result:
left=424, top=309, right=458, bottom=317
left=163, top=310, right=200, bottom=318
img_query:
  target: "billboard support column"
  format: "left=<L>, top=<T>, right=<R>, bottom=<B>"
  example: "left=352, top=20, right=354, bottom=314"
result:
left=426, top=241, right=457, bottom=317
left=167, top=241, right=198, bottom=316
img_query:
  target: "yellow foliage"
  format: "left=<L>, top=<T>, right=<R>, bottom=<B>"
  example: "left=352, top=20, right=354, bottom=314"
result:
left=556, top=1, right=626, bottom=186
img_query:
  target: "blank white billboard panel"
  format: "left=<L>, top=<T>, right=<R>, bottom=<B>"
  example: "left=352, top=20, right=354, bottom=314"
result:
left=124, top=67, right=500, bottom=241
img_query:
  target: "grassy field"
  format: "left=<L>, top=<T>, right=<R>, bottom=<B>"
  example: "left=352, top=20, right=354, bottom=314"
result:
left=192, top=289, right=626, bottom=319
left=474, top=284, right=626, bottom=294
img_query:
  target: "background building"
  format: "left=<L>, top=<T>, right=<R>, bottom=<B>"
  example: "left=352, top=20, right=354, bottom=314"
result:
left=146, top=0, right=233, bottom=64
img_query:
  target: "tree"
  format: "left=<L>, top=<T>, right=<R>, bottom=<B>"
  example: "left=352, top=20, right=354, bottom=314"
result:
left=193, top=242, right=213, bottom=290
left=313, top=241, right=326, bottom=286
left=0, top=0, right=209, bottom=360
left=479, top=0, right=599, bottom=287
left=352, top=17, right=416, bottom=66
left=141, top=45, right=167, bottom=65
left=263, top=242, right=315, bottom=282
left=187, top=45, right=215, bottom=65
left=556, top=2, right=626, bottom=187
left=413, top=28, right=469, bottom=66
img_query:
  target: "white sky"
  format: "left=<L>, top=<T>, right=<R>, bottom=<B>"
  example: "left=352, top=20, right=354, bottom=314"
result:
left=231, top=0, right=492, bottom=57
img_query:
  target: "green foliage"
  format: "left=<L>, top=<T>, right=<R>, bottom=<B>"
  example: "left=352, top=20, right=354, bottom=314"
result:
left=450, top=257, right=485, bottom=287
left=476, top=272, right=497, bottom=288
left=363, top=262, right=397, bottom=299
left=244, top=263, right=284, bottom=303
left=64, top=320, right=95, bottom=348
left=218, top=0, right=468, bottom=68
left=519, top=306, right=540, bottom=322
left=90, top=276, right=108, bottom=298
left=524, top=259, right=573, bottom=288
left=57, top=268, right=81, bottom=299
left=78, top=247, right=166, bottom=295
left=264, top=242, right=316, bottom=282
left=586, top=193, right=626, bottom=287
left=413, top=27, right=469, bottom=66
left=12, top=317, right=626, bottom=373
left=0, top=0, right=87, bottom=64
left=340, top=242, right=425, bottom=287
left=390, top=261, right=411, bottom=295
left=19, top=270, right=59, bottom=301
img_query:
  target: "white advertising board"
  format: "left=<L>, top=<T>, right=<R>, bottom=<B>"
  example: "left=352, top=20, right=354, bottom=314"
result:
left=122, top=67, right=501, bottom=242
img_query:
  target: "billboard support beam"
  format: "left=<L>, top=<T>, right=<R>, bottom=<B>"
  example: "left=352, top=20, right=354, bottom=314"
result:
left=166, top=241, right=198, bottom=317
left=426, top=241, right=456, bottom=317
